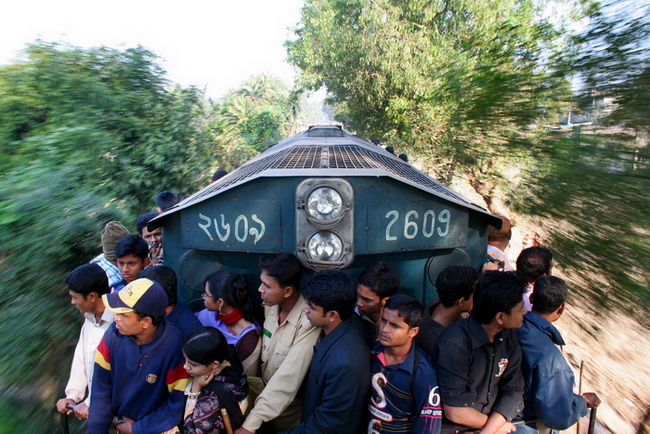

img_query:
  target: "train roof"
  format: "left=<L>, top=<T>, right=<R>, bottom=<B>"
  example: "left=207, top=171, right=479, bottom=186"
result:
left=153, top=125, right=501, bottom=227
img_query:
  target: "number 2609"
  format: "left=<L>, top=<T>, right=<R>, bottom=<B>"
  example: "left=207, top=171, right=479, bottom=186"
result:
left=385, top=209, right=451, bottom=241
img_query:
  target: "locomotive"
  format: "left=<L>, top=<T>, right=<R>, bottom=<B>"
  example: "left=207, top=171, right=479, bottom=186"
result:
left=150, top=125, right=501, bottom=310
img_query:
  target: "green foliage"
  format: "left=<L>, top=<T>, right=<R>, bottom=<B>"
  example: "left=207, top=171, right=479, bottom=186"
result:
left=0, top=162, right=126, bottom=431
left=287, top=0, right=577, bottom=195
left=513, top=129, right=650, bottom=315
left=0, top=42, right=216, bottom=215
left=210, top=74, right=298, bottom=168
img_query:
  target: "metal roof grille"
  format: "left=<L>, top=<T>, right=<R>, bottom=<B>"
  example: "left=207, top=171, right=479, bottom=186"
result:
left=161, top=127, right=477, bottom=216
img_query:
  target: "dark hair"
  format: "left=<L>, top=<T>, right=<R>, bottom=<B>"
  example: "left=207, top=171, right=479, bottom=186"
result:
left=138, top=265, right=178, bottom=306
left=303, top=270, right=357, bottom=321
left=532, top=276, right=567, bottom=314
left=358, top=261, right=400, bottom=299
left=204, top=270, right=254, bottom=322
left=134, top=310, right=165, bottom=327
left=115, top=234, right=149, bottom=260
left=65, top=263, right=109, bottom=297
left=156, top=190, right=178, bottom=212
left=383, top=294, right=423, bottom=329
left=259, top=252, right=302, bottom=292
left=516, top=247, right=553, bottom=282
left=136, top=212, right=159, bottom=235
left=488, top=215, right=512, bottom=241
left=211, top=169, right=228, bottom=182
left=398, top=153, right=408, bottom=162
left=472, top=271, right=527, bottom=324
left=435, top=266, right=478, bottom=308
left=183, top=327, right=229, bottom=365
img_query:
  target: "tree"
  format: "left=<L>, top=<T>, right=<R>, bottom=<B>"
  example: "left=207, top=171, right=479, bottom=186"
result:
left=287, top=0, right=580, bottom=209
left=0, top=42, right=217, bottom=216
left=210, top=74, right=298, bottom=168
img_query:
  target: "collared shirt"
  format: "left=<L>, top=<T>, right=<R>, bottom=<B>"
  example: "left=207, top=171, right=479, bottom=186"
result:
left=90, top=254, right=125, bottom=291
left=523, top=283, right=534, bottom=312
left=64, top=309, right=115, bottom=406
left=242, top=294, right=321, bottom=432
left=517, top=313, right=587, bottom=430
left=487, top=245, right=515, bottom=272
left=368, top=342, right=442, bottom=433
left=414, top=299, right=447, bottom=357
left=434, top=317, right=524, bottom=422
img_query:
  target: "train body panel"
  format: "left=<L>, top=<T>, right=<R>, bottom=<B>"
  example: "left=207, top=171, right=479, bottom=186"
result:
left=153, top=125, right=500, bottom=311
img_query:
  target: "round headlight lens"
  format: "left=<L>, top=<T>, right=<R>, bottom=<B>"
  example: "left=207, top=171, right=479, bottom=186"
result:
left=306, top=187, right=343, bottom=221
left=307, top=231, right=343, bottom=261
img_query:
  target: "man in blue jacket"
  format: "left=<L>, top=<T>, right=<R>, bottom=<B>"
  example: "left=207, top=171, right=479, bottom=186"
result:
left=88, top=278, right=189, bottom=434
left=282, top=269, right=370, bottom=434
left=516, top=276, right=600, bottom=433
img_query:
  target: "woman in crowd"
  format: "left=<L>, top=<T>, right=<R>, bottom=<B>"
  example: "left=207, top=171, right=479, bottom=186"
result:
left=195, top=270, right=262, bottom=376
left=182, top=327, right=248, bottom=434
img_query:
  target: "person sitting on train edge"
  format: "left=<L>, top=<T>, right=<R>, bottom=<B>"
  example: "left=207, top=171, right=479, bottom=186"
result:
left=516, top=247, right=553, bottom=312
left=486, top=215, right=515, bottom=272
left=156, top=190, right=178, bottom=213
left=434, top=271, right=526, bottom=434
left=415, top=265, right=478, bottom=356
left=138, top=265, right=202, bottom=340
left=195, top=269, right=262, bottom=376
left=137, top=212, right=164, bottom=265
left=88, top=278, right=189, bottom=434
left=515, top=276, right=600, bottom=433
left=280, top=270, right=370, bottom=434
left=356, top=261, right=400, bottom=344
left=114, top=234, right=150, bottom=285
left=235, top=252, right=321, bottom=434
left=56, top=263, right=114, bottom=420
left=368, top=294, right=442, bottom=434
left=90, top=221, right=130, bottom=291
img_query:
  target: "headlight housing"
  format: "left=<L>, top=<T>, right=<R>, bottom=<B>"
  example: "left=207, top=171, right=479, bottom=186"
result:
left=296, top=178, right=354, bottom=270
left=306, top=187, right=344, bottom=222
left=307, top=231, right=344, bottom=261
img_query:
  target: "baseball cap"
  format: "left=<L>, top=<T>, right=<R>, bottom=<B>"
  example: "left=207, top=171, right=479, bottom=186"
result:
left=103, top=278, right=168, bottom=317
left=101, top=221, right=130, bottom=261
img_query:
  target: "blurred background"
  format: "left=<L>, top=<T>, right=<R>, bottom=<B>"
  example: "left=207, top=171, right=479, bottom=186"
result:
left=0, top=0, right=648, bottom=432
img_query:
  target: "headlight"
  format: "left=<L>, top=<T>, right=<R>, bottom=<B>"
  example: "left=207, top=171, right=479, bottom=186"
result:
left=306, top=187, right=343, bottom=221
left=307, top=231, right=343, bottom=261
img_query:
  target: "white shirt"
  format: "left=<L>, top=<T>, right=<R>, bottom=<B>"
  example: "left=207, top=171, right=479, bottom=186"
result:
left=64, top=309, right=114, bottom=406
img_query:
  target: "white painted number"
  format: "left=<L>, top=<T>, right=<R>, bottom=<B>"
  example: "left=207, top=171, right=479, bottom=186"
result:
left=384, top=209, right=451, bottom=241
left=385, top=211, right=399, bottom=241
left=404, top=211, right=419, bottom=239
left=198, top=213, right=266, bottom=245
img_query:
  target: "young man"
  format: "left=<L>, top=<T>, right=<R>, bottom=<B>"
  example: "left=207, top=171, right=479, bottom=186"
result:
left=56, top=264, right=114, bottom=420
left=136, top=212, right=163, bottom=265
left=368, top=294, right=442, bottom=434
left=516, top=276, right=600, bottom=433
left=88, top=278, right=189, bottom=434
left=138, top=265, right=201, bottom=339
left=90, top=221, right=130, bottom=291
left=156, top=190, right=178, bottom=213
left=236, top=252, right=321, bottom=434
left=415, top=265, right=478, bottom=356
left=434, top=271, right=527, bottom=434
left=486, top=215, right=515, bottom=272
left=114, top=234, right=150, bottom=284
left=516, top=247, right=553, bottom=311
left=356, top=261, right=400, bottom=339
left=282, top=270, right=370, bottom=434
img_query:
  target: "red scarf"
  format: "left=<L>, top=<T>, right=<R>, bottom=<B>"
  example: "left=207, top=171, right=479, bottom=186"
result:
left=219, top=308, right=244, bottom=326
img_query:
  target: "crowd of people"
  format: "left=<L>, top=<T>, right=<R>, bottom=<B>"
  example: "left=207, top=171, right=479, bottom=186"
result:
left=55, top=202, right=601, bottom=434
